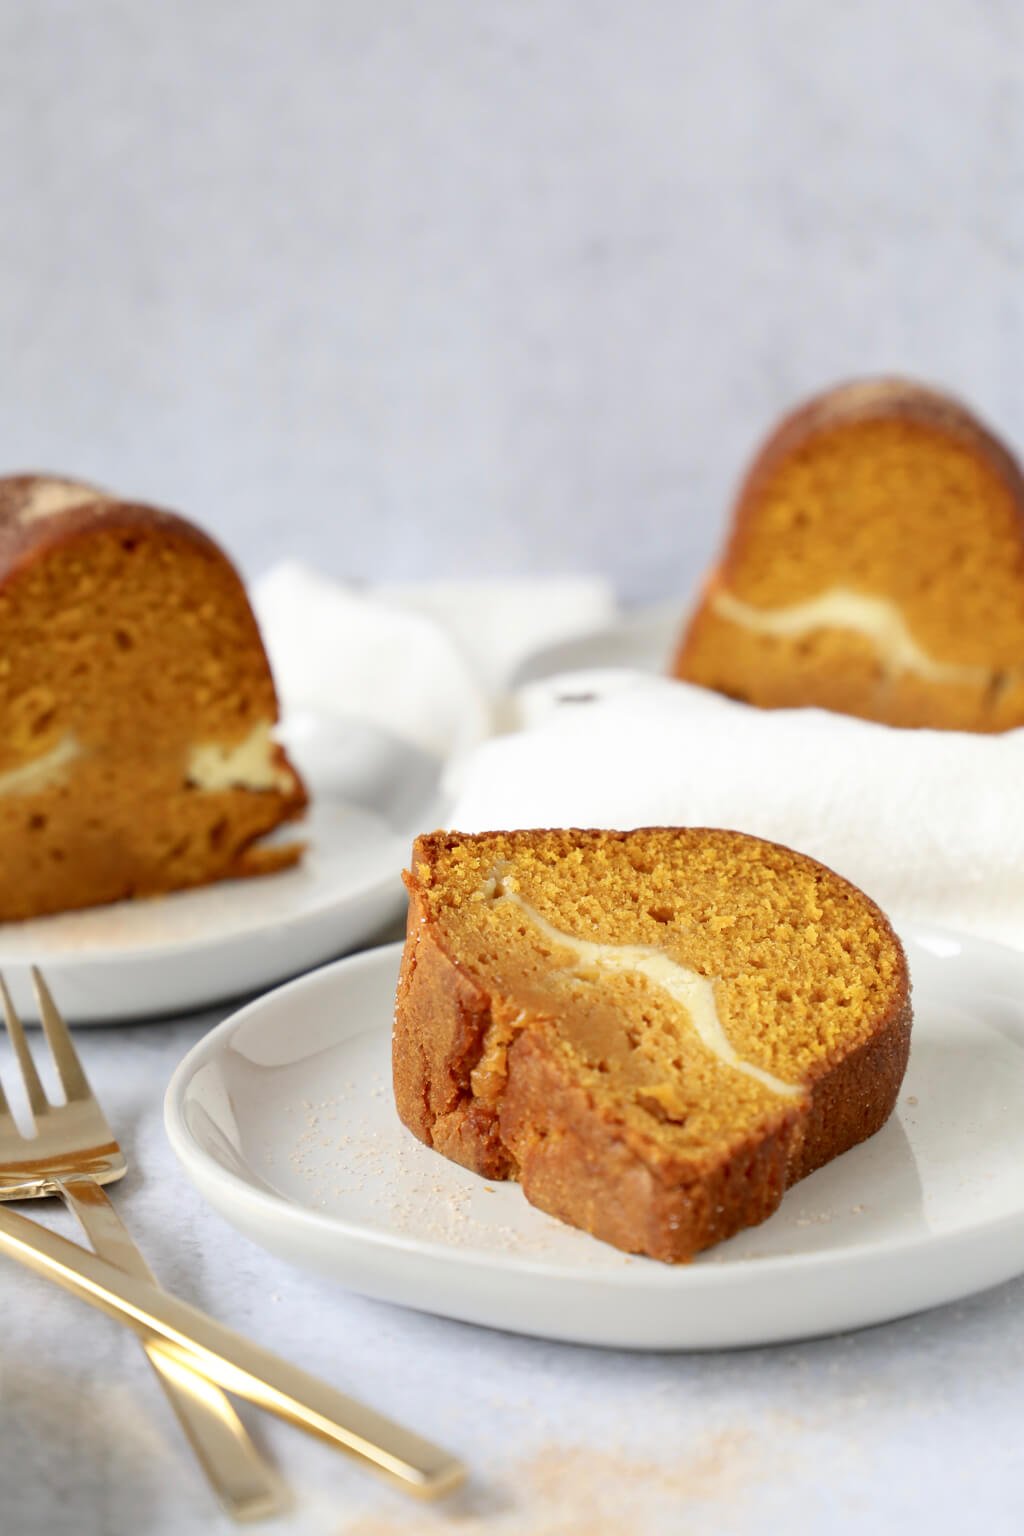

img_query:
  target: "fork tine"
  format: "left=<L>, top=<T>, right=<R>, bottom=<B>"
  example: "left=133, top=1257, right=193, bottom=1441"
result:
left=0, top=973, right=48, bottom=1122
left=31, top=968, right=91, bottom=1105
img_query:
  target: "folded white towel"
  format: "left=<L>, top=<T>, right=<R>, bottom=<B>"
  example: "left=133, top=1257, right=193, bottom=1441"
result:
left=375, top=577, right=618, bottom=698
left=252, top=562, right=617, bottom=761
left=447, top=670, right=1024, bottom=950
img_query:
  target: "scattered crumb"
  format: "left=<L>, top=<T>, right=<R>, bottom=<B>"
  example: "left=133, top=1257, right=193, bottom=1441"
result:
left=339, top=1433, right=779, bottom=1536
left=794, top=1208, right=836, bottom=1228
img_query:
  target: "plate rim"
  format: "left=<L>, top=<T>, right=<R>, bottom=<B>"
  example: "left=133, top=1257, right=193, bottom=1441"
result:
left=0, top=857, right=405, bottom=969
left=0, top=713, right=451, bottom=1021
left=508, top=598, right=684, bottom=688
left=164, top=922, right=1024, bottom=1289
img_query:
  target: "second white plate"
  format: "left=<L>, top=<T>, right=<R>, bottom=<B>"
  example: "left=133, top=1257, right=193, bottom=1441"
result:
left=166, top=923, right=1024, bottom=1350
left=0, top=714, right=442, bottom=1023
left=509, top=599, right=683, bottom=687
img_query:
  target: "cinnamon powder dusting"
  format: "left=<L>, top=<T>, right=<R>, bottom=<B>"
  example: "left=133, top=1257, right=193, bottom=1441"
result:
left=341, top=1430, right=779, bottom=1535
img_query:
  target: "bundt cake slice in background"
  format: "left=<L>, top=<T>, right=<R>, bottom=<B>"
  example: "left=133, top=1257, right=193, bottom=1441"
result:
left=393, top=827, right=911, bottom=1262
left=674, top=379, right=1024, bottom=731
left=0, top=474, right=307, bottom=921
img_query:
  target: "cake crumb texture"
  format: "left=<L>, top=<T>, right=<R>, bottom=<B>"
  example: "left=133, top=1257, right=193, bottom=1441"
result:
left=0, top=474, right=307, bottom=920
left=393, top=827, right=911, bottom=1262
left=675, top=378, right=1024, bottom=730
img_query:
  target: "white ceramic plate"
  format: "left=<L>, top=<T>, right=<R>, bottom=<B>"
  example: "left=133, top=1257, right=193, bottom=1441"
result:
left=0, top=715, right=443, bottom=1025
left=165, top=923, right=1024, bottom=1350
left=509, top=599, right=683, bottom=687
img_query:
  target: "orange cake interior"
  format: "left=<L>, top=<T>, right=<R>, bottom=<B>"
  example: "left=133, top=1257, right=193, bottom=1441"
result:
left=0, top=476, right=306, bottom=921
left=394, top=827, right=911, bottom=1261
left=674, top=379, right=1024, bottom=731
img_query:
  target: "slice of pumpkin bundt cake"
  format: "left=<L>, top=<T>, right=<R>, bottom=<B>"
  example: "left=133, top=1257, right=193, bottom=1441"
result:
left=675, top=379, right=1024, bottom=731
left=393, top=827, right=911, bottom=1262
left=0, top=475, right=306, bottom=920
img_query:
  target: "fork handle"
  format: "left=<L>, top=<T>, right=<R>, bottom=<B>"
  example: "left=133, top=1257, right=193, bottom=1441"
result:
left=0, top=1201, right=464, bottom=1499
left=57, top=1176, right=285, bottom=1523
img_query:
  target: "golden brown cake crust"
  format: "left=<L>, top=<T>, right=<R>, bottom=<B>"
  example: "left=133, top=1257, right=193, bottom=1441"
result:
left=673, top=379, right=1024, bottom=731
left=729, top=380, right=1024, bottom=533
left=393, top=827, right=912, bottom=1263
left=0, top=475, right=240, bottom=588
left=0, top=474, right=308, bottom=921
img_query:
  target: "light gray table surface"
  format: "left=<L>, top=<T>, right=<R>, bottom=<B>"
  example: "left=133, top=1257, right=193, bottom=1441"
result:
left=0, top=929, right=1021, bottom=1536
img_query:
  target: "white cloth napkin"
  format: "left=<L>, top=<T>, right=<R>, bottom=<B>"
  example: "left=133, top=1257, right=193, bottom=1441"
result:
left=447, top=669, right=1024, bottom=951
left=252, top=562, right=618, bottom=762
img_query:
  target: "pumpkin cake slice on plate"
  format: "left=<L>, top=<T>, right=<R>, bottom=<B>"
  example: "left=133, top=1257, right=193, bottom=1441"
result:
left=0, top=474, right=307, bottom=921
left=674, top=379, right=1024, bottom=731
left=393, top=827, right=911, bottom=1263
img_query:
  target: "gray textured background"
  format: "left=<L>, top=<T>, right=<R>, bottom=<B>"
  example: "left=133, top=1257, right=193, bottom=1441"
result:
left=1, top=0, right=1022, bottom=601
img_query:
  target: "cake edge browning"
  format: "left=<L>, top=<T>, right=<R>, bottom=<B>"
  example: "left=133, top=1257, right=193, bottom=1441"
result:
left=394, top=883, right=516, bottom=1182
left=672, top=376, right=1024, bottom=685
left=392, top=827, right=912, bottom=1263
left=729, top=379, right=1024, bottom=548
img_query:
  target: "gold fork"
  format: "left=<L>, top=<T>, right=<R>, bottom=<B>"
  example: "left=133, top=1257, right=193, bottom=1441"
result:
left=0, top=968, right=285, bottom=1522
left=0, top=970, right=465, bottom=1500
